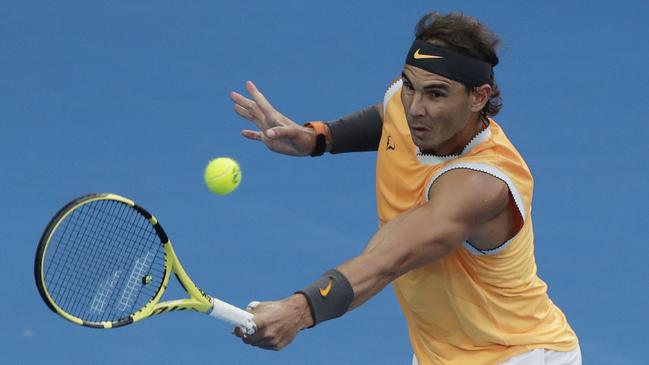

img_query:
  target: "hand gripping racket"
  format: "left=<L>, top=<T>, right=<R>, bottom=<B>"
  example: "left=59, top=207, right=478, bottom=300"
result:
left=34, top=193, right=256, bottom=334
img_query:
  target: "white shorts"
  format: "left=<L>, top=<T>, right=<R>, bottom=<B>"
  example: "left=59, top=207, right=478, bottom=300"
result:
left=412, top=345, right=582, bottom=365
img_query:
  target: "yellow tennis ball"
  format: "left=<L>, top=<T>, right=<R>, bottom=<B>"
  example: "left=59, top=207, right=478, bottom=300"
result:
left=204, top=157, right=242, bottom=195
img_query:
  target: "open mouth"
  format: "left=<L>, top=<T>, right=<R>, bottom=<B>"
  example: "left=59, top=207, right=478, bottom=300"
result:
left=411, top=126, right=428, bottom=136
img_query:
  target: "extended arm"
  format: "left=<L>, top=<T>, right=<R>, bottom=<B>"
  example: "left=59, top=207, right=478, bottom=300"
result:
left=340, top=168, right=510, bottom=308
left=237, top=169, right=512, bottom=349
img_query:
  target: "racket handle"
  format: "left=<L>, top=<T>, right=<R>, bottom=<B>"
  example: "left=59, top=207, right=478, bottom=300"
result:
left=209, top=297, right=257, bottom=336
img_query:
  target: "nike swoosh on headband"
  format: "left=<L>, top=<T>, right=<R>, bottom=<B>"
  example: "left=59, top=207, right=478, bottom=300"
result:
left=413, top=49, right=443, bottom=59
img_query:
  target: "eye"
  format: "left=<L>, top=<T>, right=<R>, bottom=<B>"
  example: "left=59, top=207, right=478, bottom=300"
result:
left=403, top=83, right=414, bottom=94
left=427, top=90, right=445, bottom=98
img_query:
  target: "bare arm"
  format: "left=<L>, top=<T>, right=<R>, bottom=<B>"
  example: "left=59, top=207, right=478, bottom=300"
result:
left=237, top=169, right=512, bottom=349
left=340, top=168, right=510, bottom=308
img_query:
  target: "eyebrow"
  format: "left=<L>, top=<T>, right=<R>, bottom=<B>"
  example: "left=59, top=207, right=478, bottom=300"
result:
left=401, top=72, right=450, bottom=91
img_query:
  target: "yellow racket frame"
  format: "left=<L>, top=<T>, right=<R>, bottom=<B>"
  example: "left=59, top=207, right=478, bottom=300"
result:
left=35, top=193, right=214, bottom=329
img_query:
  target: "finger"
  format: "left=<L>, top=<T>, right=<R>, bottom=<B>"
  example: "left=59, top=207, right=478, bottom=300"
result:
left=242, top=329, right=265, bottom=345
left=230, top=91, right=256, bottom=110
left=231, top=93, right=263, bottom=120
left=241, top=130, right=263, bottom=141
left=246, top=301, right=261, bottom=310
left=264, top=126, right=303, bottom=140
left=234, top=104, right=256, bottom=121
left=232, top=93, right=264, bottom=120
left=245, top=81, right=277, bottom=120
left=243, top=335, right=280, bottom=350
left=232, top=90, right=269, bottom=129
left=257, top=343, right=281, bottom=351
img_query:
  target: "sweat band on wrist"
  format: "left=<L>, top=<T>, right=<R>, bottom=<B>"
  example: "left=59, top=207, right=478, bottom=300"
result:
left=327, top=105, right=382, bottom=154
left=303, top=121, right=329, bottom=157
left=405, top=39, right=494, bottom=87
left=296, top=269, right=354, bottom=327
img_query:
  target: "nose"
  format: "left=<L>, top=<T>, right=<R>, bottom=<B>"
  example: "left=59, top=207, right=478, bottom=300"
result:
left=408, top=92, right=426, bottom=117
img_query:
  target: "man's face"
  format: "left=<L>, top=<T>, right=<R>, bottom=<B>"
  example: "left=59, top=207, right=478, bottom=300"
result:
left=400, top=65, right=476, bottom=154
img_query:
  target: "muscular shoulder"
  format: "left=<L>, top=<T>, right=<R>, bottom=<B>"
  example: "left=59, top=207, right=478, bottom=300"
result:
left=428, top=168, right=510, bottom=224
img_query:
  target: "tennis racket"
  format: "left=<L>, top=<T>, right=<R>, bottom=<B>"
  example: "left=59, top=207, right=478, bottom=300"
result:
left=34, top=193, right=256, bottom=334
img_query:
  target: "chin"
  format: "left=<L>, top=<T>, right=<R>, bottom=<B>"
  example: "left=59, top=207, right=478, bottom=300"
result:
left=415, top=141, right=427, bottom=150
left=412, top=140, right=431, bottom=152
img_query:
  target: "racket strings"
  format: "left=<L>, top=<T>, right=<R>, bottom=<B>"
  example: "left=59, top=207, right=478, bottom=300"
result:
left=47, top=201, right=125, bottom=317
left=47, top=202, right=109, bottom=309
left=43, top=199, right=167, bottom=323
left=49, top=201, right=131, bottom=307
left=55, top=201, right=124, bottom=312
left=57, top=201, right=165, bottom=321
left=66, top=202, right=144, bottom=319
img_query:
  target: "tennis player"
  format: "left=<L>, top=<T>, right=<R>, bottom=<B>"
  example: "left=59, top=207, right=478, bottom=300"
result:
left=230, top=12, right=581, bottom=365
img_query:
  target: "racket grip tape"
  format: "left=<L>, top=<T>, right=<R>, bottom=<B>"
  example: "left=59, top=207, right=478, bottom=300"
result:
left=209, top=297, right=257, bottom=335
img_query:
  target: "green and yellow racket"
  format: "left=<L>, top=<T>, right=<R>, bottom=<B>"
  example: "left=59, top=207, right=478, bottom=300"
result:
left=34, top=193, right=256, bottom=334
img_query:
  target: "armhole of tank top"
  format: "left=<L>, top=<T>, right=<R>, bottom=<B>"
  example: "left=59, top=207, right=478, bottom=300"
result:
left=424, top=162, right=526, bottom=256
left=383, top=78, right=402, bottom=116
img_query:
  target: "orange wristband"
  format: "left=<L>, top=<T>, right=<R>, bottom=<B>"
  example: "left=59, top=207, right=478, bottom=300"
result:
left=304, top=121, right=330, bottom=156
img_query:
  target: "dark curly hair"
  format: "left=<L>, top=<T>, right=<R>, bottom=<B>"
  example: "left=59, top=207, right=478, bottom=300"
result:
left=414, top=12, right=502, bottom=116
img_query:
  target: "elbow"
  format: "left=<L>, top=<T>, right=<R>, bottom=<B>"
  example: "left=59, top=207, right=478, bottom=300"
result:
left=389, top=239, right=458, bottom=277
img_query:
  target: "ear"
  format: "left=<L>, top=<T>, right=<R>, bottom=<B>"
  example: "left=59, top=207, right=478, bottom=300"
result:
left=470, top=84, right=492, bottom=113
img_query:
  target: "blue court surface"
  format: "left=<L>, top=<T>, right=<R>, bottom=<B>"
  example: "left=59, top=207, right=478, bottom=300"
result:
left=2, top=1, right=648, bottom=364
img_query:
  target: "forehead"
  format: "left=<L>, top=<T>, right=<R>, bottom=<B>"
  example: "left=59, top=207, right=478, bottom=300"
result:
left=402, top=64, right=459, bottom=88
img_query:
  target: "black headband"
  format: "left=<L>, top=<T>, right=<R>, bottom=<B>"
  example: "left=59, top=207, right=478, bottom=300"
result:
left=405, top=39, right=493, bottom=87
